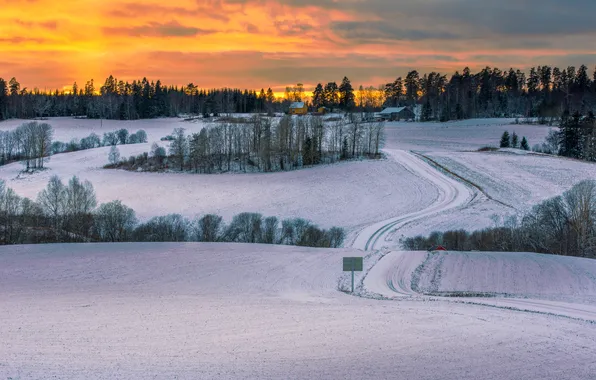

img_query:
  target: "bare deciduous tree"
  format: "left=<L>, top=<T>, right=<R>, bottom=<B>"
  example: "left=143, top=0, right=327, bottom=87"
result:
left=94, top=200, right=137, bottom=242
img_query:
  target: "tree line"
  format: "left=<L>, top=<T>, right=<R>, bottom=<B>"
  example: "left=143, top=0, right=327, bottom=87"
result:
left=0, top=121, right=53, bottom=168
left=529, top=111, right=596, bottom=162
left=51, top=128, right=148, bottom=155
left=499, top=131, right=530, bottom=150
left=0, top=176, right=345, bottom=248
left=109, top=115, right=385, bottom=173
left=2, top=64, right=595, bottom=121
left=403, top=180, right=596, bottom=259
left=0, top=76, right=281, bottom=120
left=384, top=65, right=596, bottom=121
left=0, top=121, right=149, bottom=168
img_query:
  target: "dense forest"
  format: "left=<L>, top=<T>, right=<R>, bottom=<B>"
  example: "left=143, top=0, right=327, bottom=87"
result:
left=109, top=115, right=385, bottom=173
left=0, top=175, right=344, bottom=247
left=1, top=64, right=595, bottom=121
left=403, top=180, right=596, bottom=259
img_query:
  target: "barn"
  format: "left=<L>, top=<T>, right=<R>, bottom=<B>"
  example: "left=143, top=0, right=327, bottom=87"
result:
left=379, top=106, right=415, bottom=121
left=288, top=102, right=308, bottom=115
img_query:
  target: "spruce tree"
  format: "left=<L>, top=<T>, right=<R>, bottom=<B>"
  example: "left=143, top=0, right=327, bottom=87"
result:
left=455, top=103, right=464, bottom=120
left=338, top=77, right=355, bottom=111
left=520, top=137, right=529, bottom=150
left=302, top=136, right=313, bottom=166
left=312, top=83, right=324, bottom=109
left=500, top=131, right=511, bottom=148
left=511, top=132, right=519, bottom=148
left=421, top=99, right=432, bottom=121
left=559, top=111, right=582, bottom=158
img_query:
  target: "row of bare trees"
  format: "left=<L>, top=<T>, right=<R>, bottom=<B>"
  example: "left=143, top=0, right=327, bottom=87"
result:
left=403, top=180, right=596, bottom=258
left=0, top=176, right=345, bottom=248
left=113, top=115, right=385, bottom=173
left=0, top=121, right=53, bottom=169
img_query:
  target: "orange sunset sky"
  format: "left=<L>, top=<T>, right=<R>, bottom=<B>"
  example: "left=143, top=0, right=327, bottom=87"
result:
left=2, top=0, right=596, bottom=92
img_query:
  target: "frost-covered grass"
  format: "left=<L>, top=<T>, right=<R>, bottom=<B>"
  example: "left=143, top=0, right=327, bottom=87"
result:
left=1, top=243, right=595, bottom=379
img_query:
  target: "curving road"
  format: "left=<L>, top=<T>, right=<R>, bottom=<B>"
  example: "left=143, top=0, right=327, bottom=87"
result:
left=351, top=149, right=480, bottom=251
left=353, top=149, right=596, bottom=323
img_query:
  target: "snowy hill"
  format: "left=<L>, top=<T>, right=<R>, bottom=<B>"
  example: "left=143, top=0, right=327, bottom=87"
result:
left=1, top=243, right=595, bottom=379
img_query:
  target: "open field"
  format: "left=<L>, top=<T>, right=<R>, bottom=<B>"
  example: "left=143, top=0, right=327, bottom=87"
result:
left=0, top=116, right=199, bottom=143
left=384, top=118, right=554, bottom=152
left=0, top=117, right=592, bottom=241
left=0, top=143, right=438, bottom=230
left=2, top=117, right=596, bottom=379
left=426, top=150, right=596, bottom=212
left=1, top=243, right=595, bottom=380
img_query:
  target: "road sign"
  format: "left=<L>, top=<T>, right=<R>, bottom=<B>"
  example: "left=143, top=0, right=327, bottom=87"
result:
left=343, top=257, right=363, bottom=293
left=343, top=257, right=363, bottom=272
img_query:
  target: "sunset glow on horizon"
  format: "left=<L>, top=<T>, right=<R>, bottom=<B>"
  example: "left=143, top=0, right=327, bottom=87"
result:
left=2, top=0, right=596, bottom=91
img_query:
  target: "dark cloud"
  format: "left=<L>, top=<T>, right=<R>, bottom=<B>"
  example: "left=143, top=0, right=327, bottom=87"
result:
left=331, top=21, right=460, bottom=42
left=108, top=2, right=230, bottom=22
left=413, top=0, right=596, bottom=36
left=103, top=21, right=214, bottom=38
left=245, top=23, right=259, bottom=33
left=244, top=0, right=596, bottom=37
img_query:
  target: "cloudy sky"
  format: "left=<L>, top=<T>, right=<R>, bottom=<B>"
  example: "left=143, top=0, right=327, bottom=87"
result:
left=2, top=0, right=595, bottom=92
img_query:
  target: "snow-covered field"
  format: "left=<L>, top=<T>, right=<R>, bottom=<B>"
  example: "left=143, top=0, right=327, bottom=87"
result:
left=0, top=116, right=202, bottom=143
left=0, top=144, right=438, bottom=230
left=2, top=116, right=596, bottom=379
left=384, top=118, right=554, bottom=152
left=0, top=116, right=592, bottom=240
left=2, top=243, right=595, bottom=379
left=426, top=150, right=596, bottom=212
left=0, top=117, right=592, bottom=241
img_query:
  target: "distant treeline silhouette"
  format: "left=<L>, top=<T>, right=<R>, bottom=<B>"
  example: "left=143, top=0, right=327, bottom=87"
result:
left=1, top=64, right=595, bottom=120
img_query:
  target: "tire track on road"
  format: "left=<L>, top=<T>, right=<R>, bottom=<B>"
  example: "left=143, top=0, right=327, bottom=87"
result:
left=351, top=149, right=481, bottom=251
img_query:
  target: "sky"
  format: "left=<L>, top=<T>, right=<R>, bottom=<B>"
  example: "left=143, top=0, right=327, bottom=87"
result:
left=1, top=0, right=596, bottom=92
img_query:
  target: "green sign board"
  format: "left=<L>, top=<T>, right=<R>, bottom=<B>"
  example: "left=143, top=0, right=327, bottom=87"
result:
left=343, top=257, right=363, bottom=272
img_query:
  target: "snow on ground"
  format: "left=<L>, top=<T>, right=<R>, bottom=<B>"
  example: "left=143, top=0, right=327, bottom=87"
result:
left=384, top=118, right=553, bottom=152
left=0, top=145, right=438, bottom=231
left=363, top=250, right=596, bottom=322
left=426, top=151, right=596, bottom=213
left=366, top=118, right=596, bottom=241
left=2, top=243, right=595, bottom=380
left=0, top=117, right=207, bottom=143
left=351, top=149, right=476, bottom=249
left=0, top=117, right=592, bottom=241
left=415, top=251, right=596, bottom=304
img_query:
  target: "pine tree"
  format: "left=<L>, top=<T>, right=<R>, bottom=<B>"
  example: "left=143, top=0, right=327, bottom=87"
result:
left=302, top=136, right=313, bottom=166
left=421, top=99, right=432, bottom=121
left=520, top=137, right=529, bottom=150
left=323, top=82, right=339, bottom=109
left=559, top=111, right=582, bottom=158
left=338, top=77, right=355, bottom=111
left=404, top=70, right=420, bottom=105
left=511, top=132, right=519, bottom=148
left=500, top=131, right=511, bottom=148
left=455, top=103, right=464, bottom=120
left=312, top=83, right=324, bottom=109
